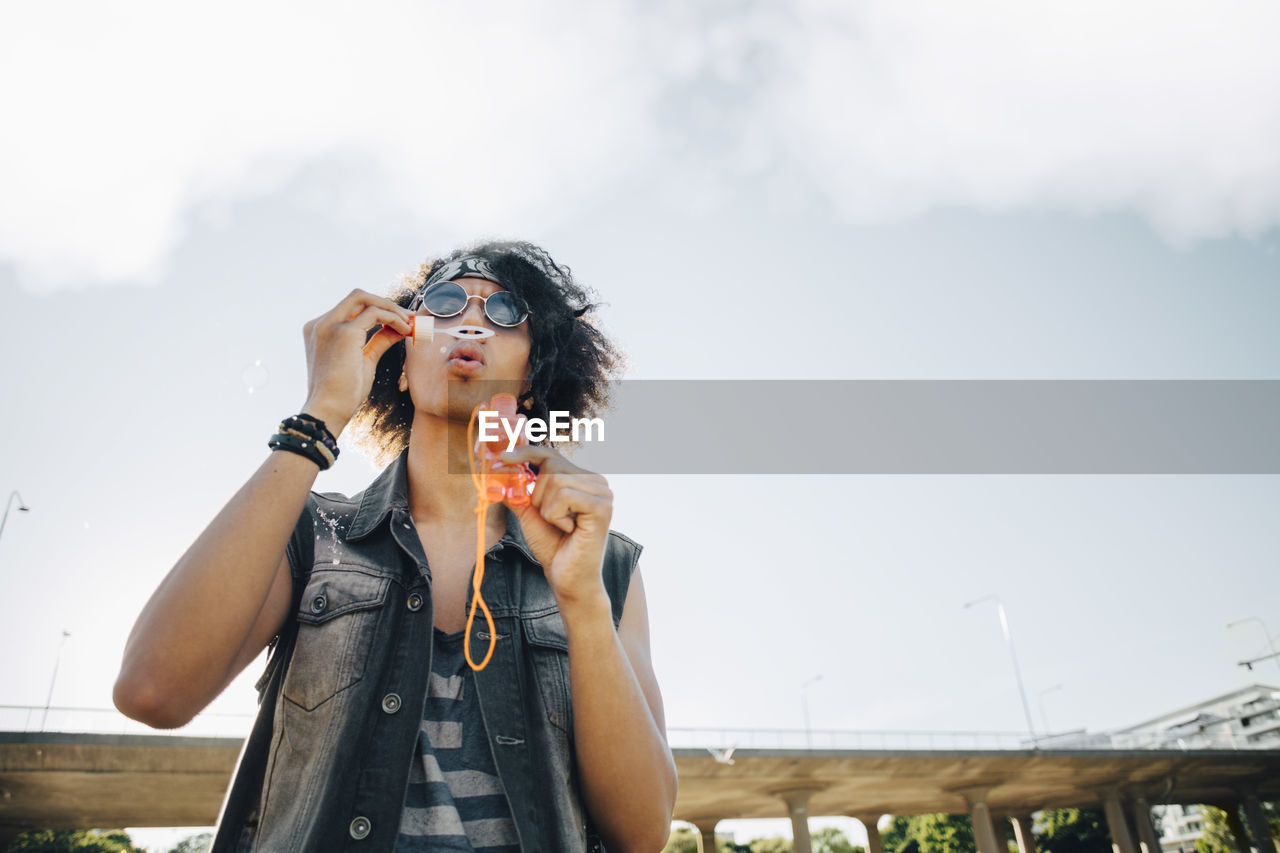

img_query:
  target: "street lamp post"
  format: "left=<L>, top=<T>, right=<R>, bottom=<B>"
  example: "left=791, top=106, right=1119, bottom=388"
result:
left=801, top=674, right=823, bottom=749
left=1038, top=683, right=1064, bottom=735
left=0, top=490, right=31, bottom=544
left=1226, top=617, right=1280, bottom=677
left=964, top=594, right=1038, bottom=743
left=41, top=630, right=71, bottom=731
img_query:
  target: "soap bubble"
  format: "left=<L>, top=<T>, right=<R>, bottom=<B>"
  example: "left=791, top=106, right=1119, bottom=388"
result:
left=242, top=360, right=269, bottom=395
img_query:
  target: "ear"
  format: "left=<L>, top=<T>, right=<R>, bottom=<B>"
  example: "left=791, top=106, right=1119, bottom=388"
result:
left=398, top=372, right=409, bottom=393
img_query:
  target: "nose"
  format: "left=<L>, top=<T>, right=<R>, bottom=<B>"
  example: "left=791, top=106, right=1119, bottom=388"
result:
left=457, top=293, right=490, bottom=327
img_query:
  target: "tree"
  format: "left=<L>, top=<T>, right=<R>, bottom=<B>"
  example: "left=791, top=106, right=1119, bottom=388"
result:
left=166, top=833, right=213, bottom=853
left=1194, top=802, right=1280, bottom=853
left=813, top=826, right=864, bottom=853
left=662, top=826, right=755, bottom=853
left=1038, top=809, right=1110, bottom=853
left=7, top=829, right=143, bottom=853
left=1195, top=805, right=1239, bottom=853
left=881, top=816, right=914, bottom=853
left=747, top=838, right=793, bottom=853
left=880, top=814, right=975, bottom=853
left=663, top=826, right=700, bottom=853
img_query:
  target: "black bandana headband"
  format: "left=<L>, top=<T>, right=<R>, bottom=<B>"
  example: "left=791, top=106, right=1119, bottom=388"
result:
left=409, top=256, right=503, bottom=310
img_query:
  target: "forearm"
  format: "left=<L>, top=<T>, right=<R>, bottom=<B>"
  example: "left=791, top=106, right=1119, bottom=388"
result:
left=114, top=450, right=317, bottom=726
left=562, top=592, right=677, bottom=853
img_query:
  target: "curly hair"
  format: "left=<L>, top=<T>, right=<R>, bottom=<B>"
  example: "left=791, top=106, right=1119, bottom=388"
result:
left=348, top=240, right=623, bottom=466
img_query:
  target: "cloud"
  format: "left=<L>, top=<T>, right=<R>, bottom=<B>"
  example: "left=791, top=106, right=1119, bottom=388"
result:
left=762, top=0, right=1280, bottom=242
left=2, top=1, right=1278, bottom=291
left=0, top=1, right=663, bottom=291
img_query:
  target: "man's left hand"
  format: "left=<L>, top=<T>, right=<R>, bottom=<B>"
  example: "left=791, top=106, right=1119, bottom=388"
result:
left=498, top=445, right=613, bottom=609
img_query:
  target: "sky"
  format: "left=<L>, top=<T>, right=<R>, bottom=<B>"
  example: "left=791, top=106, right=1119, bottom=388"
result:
left=2, top=0, right=1279, bottom=846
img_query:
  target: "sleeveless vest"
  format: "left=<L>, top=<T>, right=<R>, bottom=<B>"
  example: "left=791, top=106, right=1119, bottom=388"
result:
left=212, top=450, right=640, bottom=852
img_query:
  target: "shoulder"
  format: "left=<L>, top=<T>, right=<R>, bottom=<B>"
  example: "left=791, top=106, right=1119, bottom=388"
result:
left=601, top=530, right=643, bottom=627
left=603, top=530, right=643, bottom=576
left=286, top=487, right=377, bottom=582
left=293, top=487, right=361, bottom=536
left=311, top=487, right=362, bottom=516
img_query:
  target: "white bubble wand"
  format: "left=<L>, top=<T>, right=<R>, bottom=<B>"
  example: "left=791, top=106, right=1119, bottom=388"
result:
left=404, top=315, right=493, bottom=342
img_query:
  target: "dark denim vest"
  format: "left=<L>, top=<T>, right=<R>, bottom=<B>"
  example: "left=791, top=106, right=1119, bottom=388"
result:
left=211, top=450, right=640, bottom=852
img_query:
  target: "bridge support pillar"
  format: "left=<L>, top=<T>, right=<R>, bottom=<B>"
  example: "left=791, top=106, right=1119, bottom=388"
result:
left=1101, top=789, right=1139, bottom=853
left=992, top=814, right=1011, bottom=853
left=852, top=814, right=884, bottom=853
left=1131, top=796, right=1163, bottom=853
left=960, top=787, right=1001, bottom=853
left=777, top=789, right=820, bottom=853
left=1219, top=802, right=1250, bottom=853
left=688, top=818, right=723, bottom=853
left=1011, top=814, right=1038, bottom=853
left=1242, top=790, right=1278, bottom=853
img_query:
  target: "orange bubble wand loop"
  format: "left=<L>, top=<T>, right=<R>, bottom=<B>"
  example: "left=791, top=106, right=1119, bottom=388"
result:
left=465, top=402, right=498, bottom=671
left=464, top=394, right=538, bottom=671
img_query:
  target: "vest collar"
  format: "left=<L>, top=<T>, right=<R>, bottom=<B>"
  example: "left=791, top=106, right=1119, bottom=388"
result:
left=347, top=447, right=537, bottom=563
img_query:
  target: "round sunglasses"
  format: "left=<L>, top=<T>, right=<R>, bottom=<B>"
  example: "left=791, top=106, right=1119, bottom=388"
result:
left=411, top=280, right=530, bottom=328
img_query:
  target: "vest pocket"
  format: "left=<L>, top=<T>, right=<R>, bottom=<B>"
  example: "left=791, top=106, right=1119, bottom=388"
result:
left=283, top=568, right=390, bottom=711
left=522, top=611, right=574, bottom=735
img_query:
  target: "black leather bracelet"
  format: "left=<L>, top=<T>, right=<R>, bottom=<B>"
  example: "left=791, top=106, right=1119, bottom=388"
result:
left=268, top=431, right=333, bottom=470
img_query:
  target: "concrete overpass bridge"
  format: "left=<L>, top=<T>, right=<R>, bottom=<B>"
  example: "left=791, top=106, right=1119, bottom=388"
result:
left=1, top=710, right=1278, bottom=852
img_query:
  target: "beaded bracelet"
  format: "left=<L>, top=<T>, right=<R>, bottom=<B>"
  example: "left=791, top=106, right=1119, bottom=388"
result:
left=280, top=414, right=340, bottom=458
left=268, top=413, right=340, bottom=470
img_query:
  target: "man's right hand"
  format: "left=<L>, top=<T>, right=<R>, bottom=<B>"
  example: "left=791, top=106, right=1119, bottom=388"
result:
left=299, top=288, right=414, bottom=436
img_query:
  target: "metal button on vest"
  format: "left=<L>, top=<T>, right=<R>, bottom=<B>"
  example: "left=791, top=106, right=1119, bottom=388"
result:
left=381, top=693, right=402, bottom=714
left=310, top=594, right=327, bottom=614
left=349, top=816, right=371, bottom=840
left=406, top=592, right=423, bottom=612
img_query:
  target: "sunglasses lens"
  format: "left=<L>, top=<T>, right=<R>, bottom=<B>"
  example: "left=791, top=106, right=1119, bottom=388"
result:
left=485, top=292, right=527, bottom=326
left=418, top=281, right=528, bottom=326
left=422, top=282, right=469, bottom=317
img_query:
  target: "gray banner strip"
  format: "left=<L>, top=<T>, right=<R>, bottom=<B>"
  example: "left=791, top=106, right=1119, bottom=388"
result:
left=453, top=380, right=1280, bottom=474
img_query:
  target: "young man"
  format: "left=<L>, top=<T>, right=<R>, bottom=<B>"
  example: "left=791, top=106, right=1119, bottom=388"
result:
left=114, top=242, right=677, bottom=852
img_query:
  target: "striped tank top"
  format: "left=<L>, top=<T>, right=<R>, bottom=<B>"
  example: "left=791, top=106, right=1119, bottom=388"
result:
left=394, top=629, right=520, bottom=852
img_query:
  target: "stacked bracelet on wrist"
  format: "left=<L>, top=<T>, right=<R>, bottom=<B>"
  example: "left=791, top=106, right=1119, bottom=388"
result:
left=269, top=413, right=340, bottom=470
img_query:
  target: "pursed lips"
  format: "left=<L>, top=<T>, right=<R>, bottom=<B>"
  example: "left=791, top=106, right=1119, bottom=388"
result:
left=448, top=341, right=486, bottom=365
